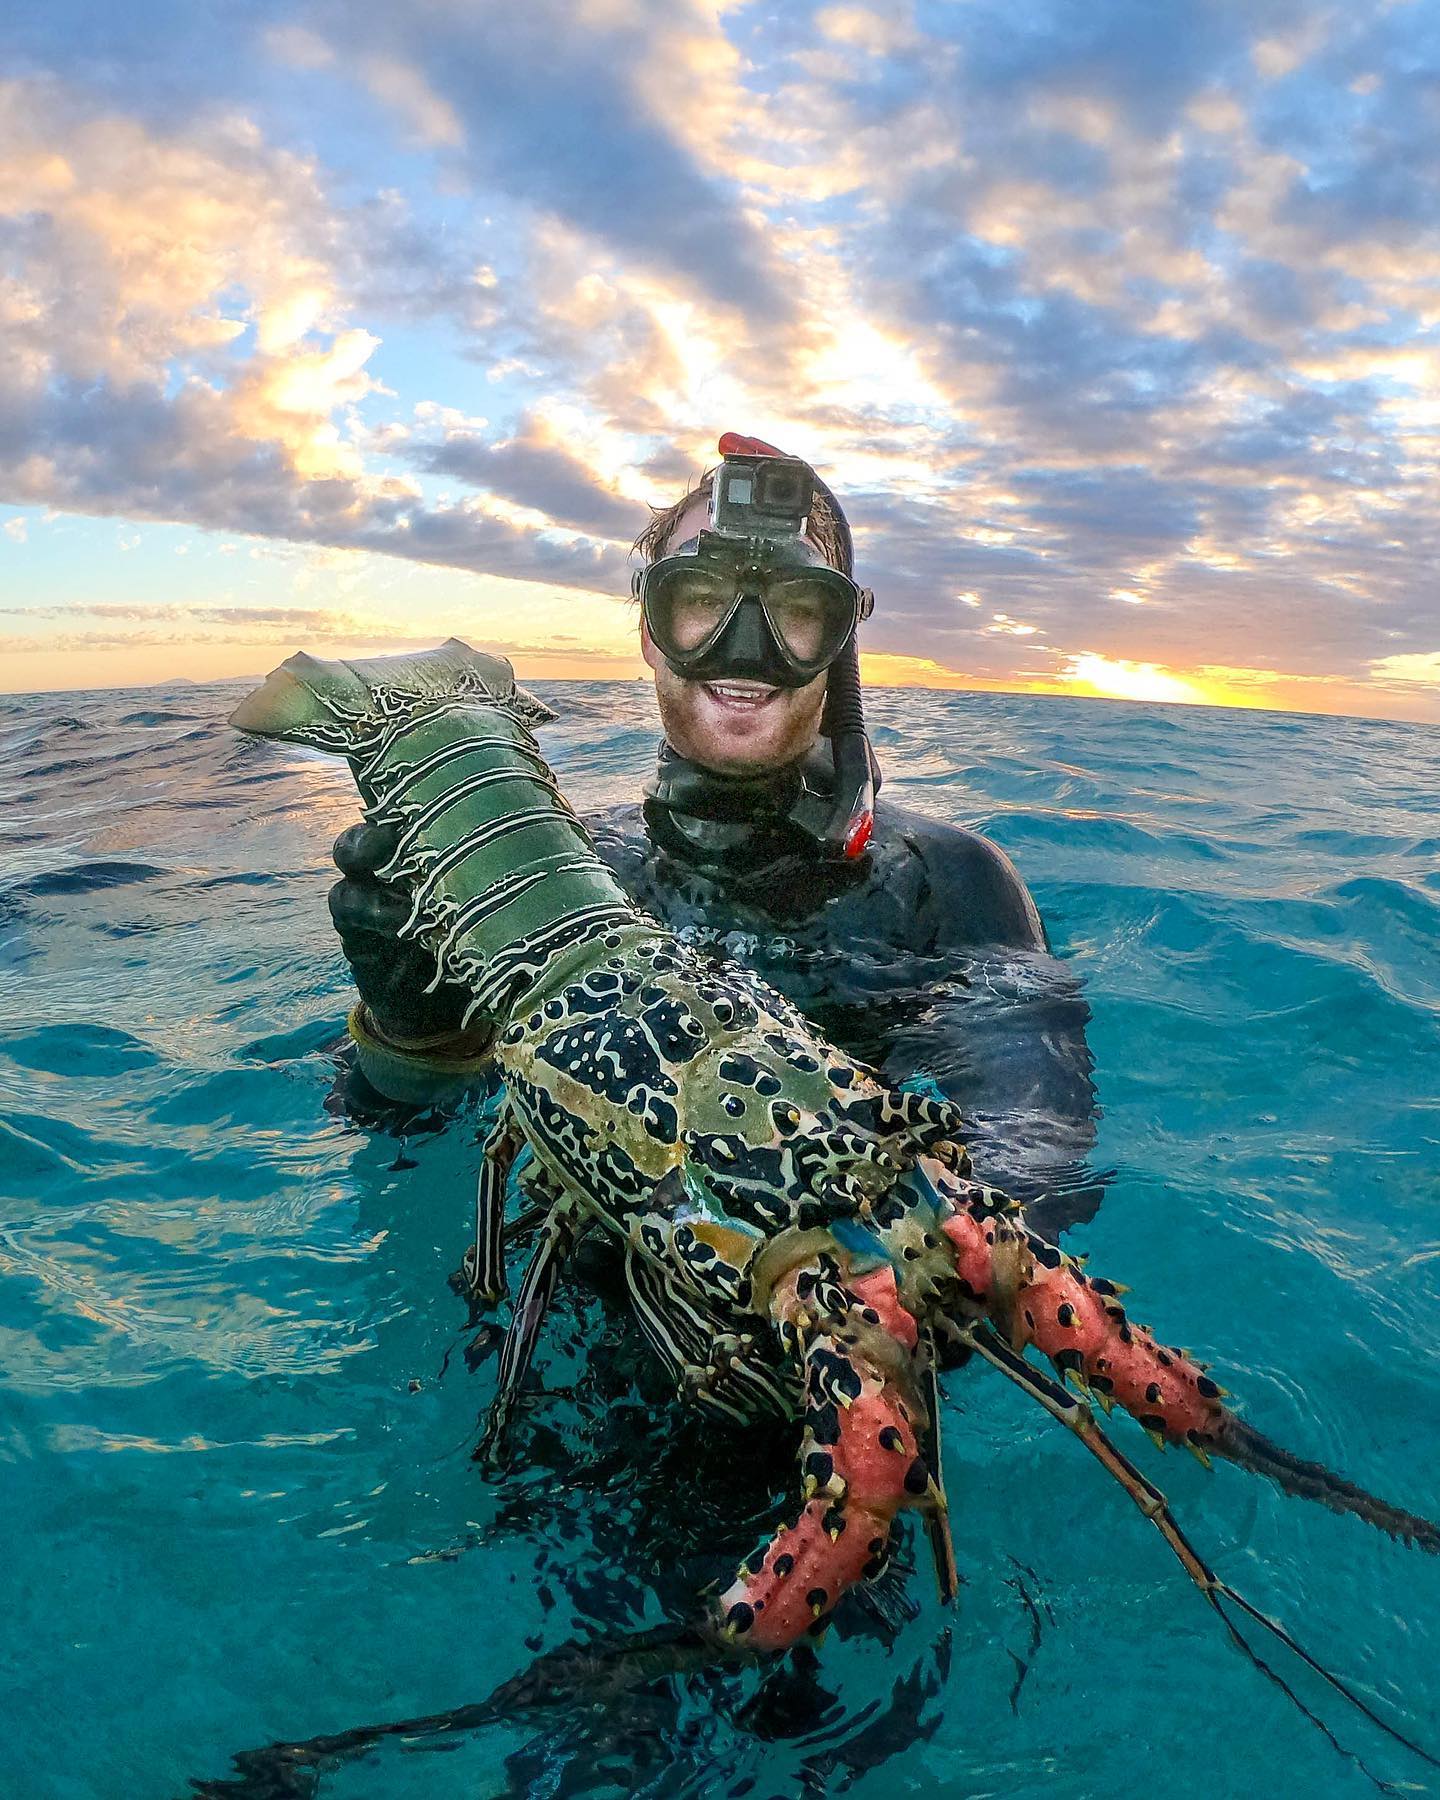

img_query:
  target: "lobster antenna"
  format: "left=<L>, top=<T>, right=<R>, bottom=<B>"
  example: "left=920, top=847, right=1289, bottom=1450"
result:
left=1217, top=1418, right=1440, bottom=1552
left=1206, top=1597, right=1403, bottom=1795
left=1208, top=1587, right=1427, bottom=1791
left=968, top=1323, right=1438, bottom=1776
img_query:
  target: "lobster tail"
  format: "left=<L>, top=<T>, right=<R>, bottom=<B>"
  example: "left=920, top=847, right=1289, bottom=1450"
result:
left=229, top=639, right=554, bottom=751
left=232, top=640, right=647, bottom=1032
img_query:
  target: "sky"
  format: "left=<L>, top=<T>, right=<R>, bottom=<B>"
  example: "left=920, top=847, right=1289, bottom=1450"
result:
left=2, top=1, right=1439, bottom=721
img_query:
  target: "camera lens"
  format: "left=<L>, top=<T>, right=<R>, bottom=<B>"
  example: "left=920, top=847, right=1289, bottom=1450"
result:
left=760, top=467, right=801, bottom=509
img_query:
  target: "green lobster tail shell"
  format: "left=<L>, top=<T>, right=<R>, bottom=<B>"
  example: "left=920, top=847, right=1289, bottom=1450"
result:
left=230, top=639, right=651, bottom=1031
left=228, top=638, right=556, bottom=743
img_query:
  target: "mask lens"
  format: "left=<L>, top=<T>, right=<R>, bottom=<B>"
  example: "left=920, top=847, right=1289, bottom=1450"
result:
left=643, top=539, right=861, bottom=681
left=650, top=567, right=735, bottom=653
left=763, top=573, right=856, bottom=667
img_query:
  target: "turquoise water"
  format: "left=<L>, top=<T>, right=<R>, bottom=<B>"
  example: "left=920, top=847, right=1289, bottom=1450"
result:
left=3, top=680, right=1438, bottom=1798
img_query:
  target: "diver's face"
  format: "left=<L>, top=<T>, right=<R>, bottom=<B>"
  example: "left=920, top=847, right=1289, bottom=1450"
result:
left=640, top=495, right=829, bottom=776
left=642, top=620, right=828, bottom=774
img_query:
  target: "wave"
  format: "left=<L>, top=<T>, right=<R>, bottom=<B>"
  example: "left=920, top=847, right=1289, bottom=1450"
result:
left=2, top=675, right=1437, bottom=1798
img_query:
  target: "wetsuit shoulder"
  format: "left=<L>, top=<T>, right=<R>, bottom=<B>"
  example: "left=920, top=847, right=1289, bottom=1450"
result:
left=591, top=793, right=1046, bottom=955
left=874, top=801, right=1048, bottom=952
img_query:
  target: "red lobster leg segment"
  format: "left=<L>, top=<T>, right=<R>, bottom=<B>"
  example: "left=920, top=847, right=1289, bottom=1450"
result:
left=940, top=1204, right=1440, bottom=1550
left=848, top=1265, right=919, bottom=1351
left=719, top=1494, right=894, bottom=1653
left=940, top=1212, right=1228, bottom=1450
left=717, top=1261, right=938, bottom=1653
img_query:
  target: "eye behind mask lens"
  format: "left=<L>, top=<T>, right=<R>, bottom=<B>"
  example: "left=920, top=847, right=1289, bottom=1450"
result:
left=762, top=574, right=847, bottom=663
left=644, top=554, right=860, bottom=676
left=654, top=568, right=736, bottom=653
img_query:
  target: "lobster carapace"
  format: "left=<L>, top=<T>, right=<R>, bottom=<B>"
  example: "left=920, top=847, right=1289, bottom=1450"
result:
left=230, top=640, right=1439, bottom=1763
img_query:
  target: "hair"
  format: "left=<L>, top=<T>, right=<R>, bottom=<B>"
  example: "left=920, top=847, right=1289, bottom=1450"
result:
left=631, top=464, right=848, bottom=573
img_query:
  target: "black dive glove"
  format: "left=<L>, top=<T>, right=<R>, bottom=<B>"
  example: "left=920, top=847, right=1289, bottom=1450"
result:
left=328, top=820, right=472, bottom=1043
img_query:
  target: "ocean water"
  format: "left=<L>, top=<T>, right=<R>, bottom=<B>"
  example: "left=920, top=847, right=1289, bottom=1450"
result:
left=2, top=677, right=1438, bottom=1800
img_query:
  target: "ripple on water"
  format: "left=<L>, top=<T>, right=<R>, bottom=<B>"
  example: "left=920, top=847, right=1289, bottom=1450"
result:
left=1, top=1022, right=162, bottom=1075
left=15, top=859, right=171, bottom=896
left=2, top=680, right=1438, bottom=1799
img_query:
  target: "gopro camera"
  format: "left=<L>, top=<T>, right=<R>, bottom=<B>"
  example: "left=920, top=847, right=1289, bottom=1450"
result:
left=711, top=453, right=815, bottom=541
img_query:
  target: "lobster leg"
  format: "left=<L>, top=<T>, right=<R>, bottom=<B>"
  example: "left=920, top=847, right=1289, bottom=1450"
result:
left=940, top=1206, right=1440, bottom=1550
left=716, top=1260, right=947, bottom=1653
left=191, top=1625, right=733, bottom=1798
left=918, top=1348, right=959, bottom=1603
left=966, top=1321, right=1440, bottom=1771
left=475, top=1191, right=584, bottom=1466
left=462, top=1104, right=525, bottom=1304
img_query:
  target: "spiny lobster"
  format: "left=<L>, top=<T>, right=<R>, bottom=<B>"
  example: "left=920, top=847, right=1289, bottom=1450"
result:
left=227, top=639, right=1439, bottom=1780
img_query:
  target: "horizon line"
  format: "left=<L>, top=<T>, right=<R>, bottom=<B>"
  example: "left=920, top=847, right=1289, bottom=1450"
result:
left=2, top=666, right=1434, bottom=734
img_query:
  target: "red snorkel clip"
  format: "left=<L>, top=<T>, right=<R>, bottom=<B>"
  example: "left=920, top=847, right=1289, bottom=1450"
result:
left=843, top=808, right=874, bottom=859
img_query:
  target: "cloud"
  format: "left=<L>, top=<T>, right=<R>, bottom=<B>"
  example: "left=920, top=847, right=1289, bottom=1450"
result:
left=289, top=0, right=794, bottom=317
left=0, top=76, right=632, bottom=589
left=0, top=601, right=382, bottom=625
left=0, top=592, right=638, bottom=663
left=1369, top=651, right=1440, bottom=689
left=4, top=4, right=1440, bottom=721
left=419, top=414, right=640, bottom=540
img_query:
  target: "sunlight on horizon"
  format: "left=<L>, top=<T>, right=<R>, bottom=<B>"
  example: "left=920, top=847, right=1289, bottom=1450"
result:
left=4, top=630, right=1430, bottom=728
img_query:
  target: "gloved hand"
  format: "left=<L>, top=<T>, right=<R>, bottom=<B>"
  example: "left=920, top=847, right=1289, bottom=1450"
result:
left=328, top=820, right=473, bottom=1043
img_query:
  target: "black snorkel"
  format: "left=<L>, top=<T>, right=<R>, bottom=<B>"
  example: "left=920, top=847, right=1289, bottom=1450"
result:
left=641, top=432, right=879, bottom=862
left=800, top=458, right=879, bottom=859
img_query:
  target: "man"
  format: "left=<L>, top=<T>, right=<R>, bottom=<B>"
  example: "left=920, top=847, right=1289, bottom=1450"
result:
left=330, top=438, right=1098, bottom=1229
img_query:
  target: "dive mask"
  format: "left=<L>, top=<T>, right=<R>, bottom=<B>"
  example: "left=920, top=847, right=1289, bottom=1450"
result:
left=634, top=451, right=873, bottom=689
left=638, top=531, right=869, bottom=686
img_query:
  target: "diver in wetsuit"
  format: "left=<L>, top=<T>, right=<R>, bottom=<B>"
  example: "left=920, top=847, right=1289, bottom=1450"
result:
left=330, top=437, right=1099, bottom=1230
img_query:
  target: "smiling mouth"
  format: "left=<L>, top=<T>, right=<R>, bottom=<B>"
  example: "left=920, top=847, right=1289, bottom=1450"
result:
left=701, top=681, right=779, bottom=709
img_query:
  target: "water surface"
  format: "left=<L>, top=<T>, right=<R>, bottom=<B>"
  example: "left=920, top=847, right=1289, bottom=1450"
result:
left=2, top=680, right=1437, bottom=1798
